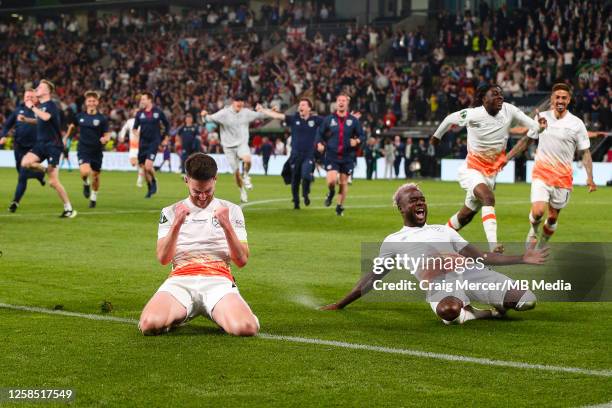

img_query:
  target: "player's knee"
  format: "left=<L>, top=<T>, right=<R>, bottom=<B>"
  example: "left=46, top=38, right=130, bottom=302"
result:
left=48, top=178, right=60, bottom=189
left=531, top=208, right=544, bottom=219
left=482, top=194, right=495, bottom=206
left=436, top=297, right=463, bottom=322
left=138, top=314, right=167, bottom=335
left=504, top=290, right=537, bottom=311
left=515, top=291, right=537, bottom=311
left=225, top=316, right=259, bottom=337
left=547, top=216, right=557, bottom=225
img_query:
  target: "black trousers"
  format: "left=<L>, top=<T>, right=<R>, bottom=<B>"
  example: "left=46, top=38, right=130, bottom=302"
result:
left=291, top=153, right=314, bottom=204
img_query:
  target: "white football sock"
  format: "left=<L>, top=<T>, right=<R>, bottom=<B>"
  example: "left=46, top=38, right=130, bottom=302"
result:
left=447, top=212, right=463, bottom=230
left=90, top=190, right=97, bottom=201
left=481, top=206, right=498, bottom=251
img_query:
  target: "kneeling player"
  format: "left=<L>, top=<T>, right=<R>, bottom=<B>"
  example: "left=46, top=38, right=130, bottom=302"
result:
left=321, top=183, right=548, bottom=324
left=139, top=153, right=259, bottom=336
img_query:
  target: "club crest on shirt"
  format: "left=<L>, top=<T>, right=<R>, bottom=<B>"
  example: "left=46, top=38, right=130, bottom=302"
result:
left=308, top=120, right=315, bottom=127
left=346, top=119, right=353, bottom=126
left=153, top=112, right=159, bottom=119
left=330, top=118, right=337, bottom=126
left=296, top=121, right=301, bottom=125
left=212, top=217, right=220, bottom=228
left=140, top=113, right=146, bottom=119
left=93, top=119, right=100, bottom=126
left=79, top=118, right=85, bottom=123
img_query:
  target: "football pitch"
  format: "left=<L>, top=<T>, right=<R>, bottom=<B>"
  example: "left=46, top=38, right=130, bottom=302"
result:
left=1, top=167, right=610, bottom=407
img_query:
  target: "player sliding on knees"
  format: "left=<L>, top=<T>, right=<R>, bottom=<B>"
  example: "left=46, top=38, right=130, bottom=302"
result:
left=315, top=93, right=365, bottom=216
left=139, top=153, right=259, bottom=336
left=430, top=84, right=545, bottom=252
left=321, top=183, right=549, bottom=325
left=501, top=83, right=596, bottom=247
left=64, top=91, right=111, bottom=208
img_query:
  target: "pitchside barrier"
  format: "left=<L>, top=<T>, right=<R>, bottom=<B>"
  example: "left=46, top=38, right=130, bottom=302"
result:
left=0, top=151, right=610, bottom=184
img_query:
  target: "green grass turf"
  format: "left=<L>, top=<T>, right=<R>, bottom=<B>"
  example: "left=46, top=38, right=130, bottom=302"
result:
left=0, top=167, right=610, bottom=407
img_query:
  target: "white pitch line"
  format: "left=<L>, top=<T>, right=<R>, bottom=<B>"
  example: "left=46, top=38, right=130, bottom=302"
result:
left=581, top=402, right=612, bottom=408
left=1, top=302, right=611, bottom=378
left=0, top=303, right=135, bottom=324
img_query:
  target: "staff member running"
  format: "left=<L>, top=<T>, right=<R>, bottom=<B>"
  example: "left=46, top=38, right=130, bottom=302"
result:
left=316, top=94, right=365, bottom=216
left=21, top=79, right=76, bottom=218
left=1, top=88, right=45, bottom=213
left=257, top=99, right=322, bottom=209
left=133, top=92, right=170, bottom=198
left=64, top=90, right=111, bottom=208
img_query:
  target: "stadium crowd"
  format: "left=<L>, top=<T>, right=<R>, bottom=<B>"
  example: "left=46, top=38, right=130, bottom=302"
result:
left=0, top=1, right=609, bottom=166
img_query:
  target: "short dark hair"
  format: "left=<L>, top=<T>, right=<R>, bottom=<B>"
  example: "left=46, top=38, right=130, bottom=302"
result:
left=233, top=93, right=246, bottom=101
left=299, top=98, right=313, bottom=108
left=185, top=153, right=217, bottom=180
left=552, top=83, right=572, bottom=94
left=472, top=84, right=502, bottom=107
left=141, top=91, right=154, bottom=100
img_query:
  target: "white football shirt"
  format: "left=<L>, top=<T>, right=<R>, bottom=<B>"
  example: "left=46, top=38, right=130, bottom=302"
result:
left=205, top=106, right=266, bottom=148
left=433, top=102, right=540, bottom=175
left=158, top=197, right=247, bottom=279
left=379, top=224, right=468, bottom=281
left=527, top=110, right=590, bottom=189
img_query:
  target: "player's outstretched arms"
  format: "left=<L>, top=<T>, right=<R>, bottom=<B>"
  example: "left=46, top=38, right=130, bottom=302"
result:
left=256, top=104, right=285, bottom=120
left=320, top=270, right=387, bottom=310
left=459, top=243, right=549, bottom=266
left=156, top=204, right=190, bottom=264
left=431, top=110, right=464, bottom=142
left=214, top=205, right=249, bottom=267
